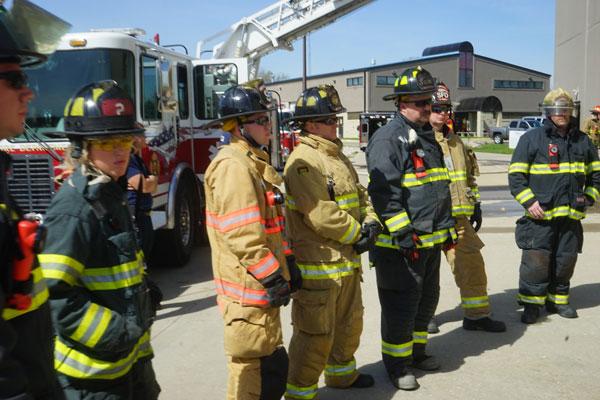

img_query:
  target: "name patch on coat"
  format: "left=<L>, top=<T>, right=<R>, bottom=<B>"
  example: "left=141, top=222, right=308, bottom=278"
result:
left=297, top=166, right=310, bottom=175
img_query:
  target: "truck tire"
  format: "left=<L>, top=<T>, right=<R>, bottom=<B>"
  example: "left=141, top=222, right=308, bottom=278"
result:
left=493, top=134, right=503, bottom=144
left=170, top=183, right=195, bottom=266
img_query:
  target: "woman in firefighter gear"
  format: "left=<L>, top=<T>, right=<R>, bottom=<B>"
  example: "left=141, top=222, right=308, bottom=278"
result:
left=582, top=105, right=600, bottom=147
left=366, top=66, right=456, bottom=391
left=0, top=2, right=69, bottom=398
left=426, top=83, right=506, bottom=333
left=509, top=88, right=600, bottom=324
left=39, top=81, right=161, bottom=399
left=282, top=85, right=381, bottom=400
left=203, top=81, right=301, bottom=400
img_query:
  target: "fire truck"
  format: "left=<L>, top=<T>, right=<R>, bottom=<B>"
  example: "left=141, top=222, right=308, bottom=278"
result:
left=1, top=0, right=374, bottom=266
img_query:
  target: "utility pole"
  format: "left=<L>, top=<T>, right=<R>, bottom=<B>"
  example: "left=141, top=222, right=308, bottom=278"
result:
left=302, top=36, right=307, bottom=91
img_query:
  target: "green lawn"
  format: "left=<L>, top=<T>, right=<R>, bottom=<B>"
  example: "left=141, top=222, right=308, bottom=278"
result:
left=468, top=143, right=514, bottom=154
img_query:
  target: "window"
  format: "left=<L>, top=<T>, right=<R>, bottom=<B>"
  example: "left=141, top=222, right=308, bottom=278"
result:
left=194, top=63, right=239, bottom=120
left=376, top=76, right=396, bottom=85
left=459, top=51, right=473, bottom=87
left=493, top=80, right=543, bottom=89
left=347, top=76, right=363, bottom=86
left=141, top=55, right=160, bottom=120
left=177, top=64, right=189, bottom=119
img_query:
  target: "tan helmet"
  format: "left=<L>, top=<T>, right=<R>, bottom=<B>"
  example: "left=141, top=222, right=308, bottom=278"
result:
left=540, top=88, right=574, bottom=116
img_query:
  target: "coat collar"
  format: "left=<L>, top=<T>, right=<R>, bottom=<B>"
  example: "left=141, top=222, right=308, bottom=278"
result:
left=299, top=132, right=342, bottom=156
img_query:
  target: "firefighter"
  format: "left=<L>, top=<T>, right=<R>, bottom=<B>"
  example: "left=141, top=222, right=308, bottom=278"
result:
left=582, top=105, right=600, bottom=147
left=426, top=83, right=506, bottom=333
left=203, top=81, right=301, bottom=400
left=39, top=81, right=161, bottom=399
left=366, top=66, right=456, bottom=391
left=282, top=85, right=382, bottom=399
left=0, top=1, right=69, bottom=398
left=509, top=88, right=600, bottom=324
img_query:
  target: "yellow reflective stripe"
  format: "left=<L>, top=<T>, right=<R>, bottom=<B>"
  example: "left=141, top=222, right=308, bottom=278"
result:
left=587, top=161, right=600, bottom=173
left=285, top=383, right=318, bottom=399
left=2, top=266, right=49, bottom=320
left=525, top=205, right=585, bottom=220
left=385, top=211, right=410, bottom=233
left=70, top=303, right=112, bottom=348
left=0, top=204, right=19, bottom=219
left=339, top=218, right=361, bottom=244
left=335, top=192, right=360, bottom=210
left=325, top=358, right=356, bottom=376
left=584, top=186, right=600, bottom=201
left=375, top=228, right=456, bottom=249
left=508, top=162, right=529, bottom=174
left=461, top=296, right=489, bottom=308
left=381, top=340, right=413, bottom=357
left=529, top=162, right=585, bottom=174
left=452, top=204, right=474, bottom=216
left=285, top=194, right=298, bottom=210
left=448, top=170, right=467, bottom=181
left=402, top=168, right=450, bottom=187
left=518, top=293, right=545, bottom=305
left=375, top=234, right=397, bottom=249
left=472, top=188, right=480, bottom=199
left=298, top=257, right=360, bottom=280
left=81, top=253, right=144, bottom=290
left=55, top=331, right=152, bottom=380
left=515, top=188, right=534, bottom=205
left=413, top=331, right=428, bottom=344
left=40, top=254, right=85, bottom=286
left=547, top=293, right=569, bottom=304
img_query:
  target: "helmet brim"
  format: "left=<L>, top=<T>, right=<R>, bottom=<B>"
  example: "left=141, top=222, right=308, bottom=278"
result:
left=0, top=49, right=47, bottom=68
left=202, top=110, right=271, bottom=129
left=45, top=126, right=146, bottom=139
left=383, top=89, right=435, bottom=101
left=281, top=108, right=346, bottom=125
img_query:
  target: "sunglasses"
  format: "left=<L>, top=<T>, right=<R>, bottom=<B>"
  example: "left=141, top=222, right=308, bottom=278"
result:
left=244, top=116, right=270, bottom=126
left=405, top=99, right=432, bottom=107
left=431, top=106, right=450, bottom=114
left=89, top=136, right=134, bottom=152
left=314, top=117, right=338, bottom=126
left=0, top=70, right=28, bottom=90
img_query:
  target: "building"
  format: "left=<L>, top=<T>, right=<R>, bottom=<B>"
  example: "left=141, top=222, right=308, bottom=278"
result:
left=266, top=41, right=550, bottom=138
left=554, top=0, right=600, bottom=129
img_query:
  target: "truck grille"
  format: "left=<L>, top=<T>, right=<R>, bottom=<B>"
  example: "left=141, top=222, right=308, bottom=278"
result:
left=7, top=154, right=55, bottom=214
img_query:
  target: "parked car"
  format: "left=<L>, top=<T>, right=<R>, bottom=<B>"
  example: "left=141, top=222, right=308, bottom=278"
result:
left=523, top=115, right=547, bottom=124
left=488, top=119, right=540, bottom=144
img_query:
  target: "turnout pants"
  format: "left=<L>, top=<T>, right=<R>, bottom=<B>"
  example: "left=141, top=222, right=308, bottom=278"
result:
left=443, top=216, right=490, bottom=318
left=220, top=296, right=288, bottom=400
left=285, top=272, right=364, bottom=400
left=371, top=245, right=441, bottom=375
left=515, top=216, right=583, bottom=307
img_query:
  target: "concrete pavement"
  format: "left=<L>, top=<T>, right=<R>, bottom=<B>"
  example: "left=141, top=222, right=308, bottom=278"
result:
left=148, top=148, right=600, bottom=399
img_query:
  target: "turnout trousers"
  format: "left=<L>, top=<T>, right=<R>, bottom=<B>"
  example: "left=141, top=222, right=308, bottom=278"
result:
left=371, top=245, right=441, bottom=375
left=515, top=216, right=583, bottom=307
left=285, top=272, right=364, bottom=400
left=443, top=216, right=490, bottom=318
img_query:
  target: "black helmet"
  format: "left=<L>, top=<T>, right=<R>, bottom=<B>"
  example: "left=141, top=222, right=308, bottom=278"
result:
left=0, top=0, right=70, bottom=67
left=432, top=82, right=451, bottom=106
left=383, top=66, right=435, bottom=101
left=49, top=80, right=144, bottom=138
left=204, top=81, right=272, bottom=129
left=284, top=84, right=346, bottom=124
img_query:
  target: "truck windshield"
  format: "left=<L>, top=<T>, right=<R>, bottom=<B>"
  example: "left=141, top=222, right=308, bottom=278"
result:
left=16, top=49, right=135, bottom=141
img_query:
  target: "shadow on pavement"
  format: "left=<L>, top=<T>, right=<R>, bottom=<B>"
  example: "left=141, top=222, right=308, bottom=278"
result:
left=155, top=294, right=217, bottom=321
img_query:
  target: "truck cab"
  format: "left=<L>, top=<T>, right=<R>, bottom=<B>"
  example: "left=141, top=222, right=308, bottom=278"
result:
left=359, top=112, right=394, bottom=151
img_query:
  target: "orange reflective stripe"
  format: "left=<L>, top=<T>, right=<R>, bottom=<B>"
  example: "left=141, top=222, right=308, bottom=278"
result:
left=206, top=206, right=262, bottom=233
left=247, top=252, right=279, bottom=280
left=263, top=215, right=284, bottom=234
left=214, top=278, right=268, bottom=306
left=283, top=241, right=293, bottom=256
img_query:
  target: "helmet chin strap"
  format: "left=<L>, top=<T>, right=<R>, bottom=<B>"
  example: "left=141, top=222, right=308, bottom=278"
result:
left=237, top=117, right=261, bottom=148
left=71, top=139, right=84, bottom=159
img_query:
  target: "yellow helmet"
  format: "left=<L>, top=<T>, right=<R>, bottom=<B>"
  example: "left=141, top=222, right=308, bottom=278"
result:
left=540, top=88, right=574, bottom=116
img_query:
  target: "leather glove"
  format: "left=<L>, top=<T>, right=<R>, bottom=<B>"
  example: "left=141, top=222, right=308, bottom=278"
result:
left=397, top=233, right=422, bottom=261
left=286, top=255, right=303, bottom=293
left=144, top=275, right=163, bottom=314
left=353, top=221, right=383, bottom=254
left=442, top=231, right=458, bottom=252
left=470, top=203, right=482, bottom=232
left=264, top=275, right=291, bottom=308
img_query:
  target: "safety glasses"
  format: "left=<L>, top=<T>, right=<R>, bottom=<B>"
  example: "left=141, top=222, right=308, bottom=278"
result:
left=314, top=117, right=338, bottom=126
left=432, top=106, right=450, bottom=114
left=244, top=116, right=270, bottom=126
left=405, top=99, right=432, bottom=108
left=0, top=70, right=28, bottom=90
left=89, top=136, right=134, bottom=152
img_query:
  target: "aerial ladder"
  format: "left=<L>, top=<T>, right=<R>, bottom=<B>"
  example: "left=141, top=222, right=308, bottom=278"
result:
left=196, top=0, right=375, bottom=80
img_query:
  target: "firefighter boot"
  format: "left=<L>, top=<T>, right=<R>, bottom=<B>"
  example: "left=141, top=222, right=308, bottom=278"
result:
left=546, top=302, right=578, bottom=319
left=389, top=368, right=418, bottom=391
left=427, top=319, right=439, bottom=334
left=411, top=344, right=440, bottom=371
left=463, top=317, right=507, bottom=332
left=349, top=373, right=375, bottom=388
left=521, top=304, right=540, bottom=324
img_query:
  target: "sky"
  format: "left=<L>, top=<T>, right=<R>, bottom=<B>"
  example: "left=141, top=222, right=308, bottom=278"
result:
left=24, top=0, right=555, bottom=80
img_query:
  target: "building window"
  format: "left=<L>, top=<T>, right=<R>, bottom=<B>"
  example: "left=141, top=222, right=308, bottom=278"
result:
left=347, top=76, right=363, bottom=86
left=376, top=76, right=396, bottom=85
left=493, top=80, right=544, bottom=89
left=459, top=51, right=473, bottom=87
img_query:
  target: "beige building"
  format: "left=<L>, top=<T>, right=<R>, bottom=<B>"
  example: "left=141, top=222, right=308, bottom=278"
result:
left=266, top=41, right=550, bottom=138
left=554, top=0, right=600, bottom=128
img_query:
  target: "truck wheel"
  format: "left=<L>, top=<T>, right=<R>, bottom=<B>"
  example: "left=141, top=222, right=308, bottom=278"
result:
left=493, top=134, right=503, bottom=144
left=171, top=183, right=195, bottom=266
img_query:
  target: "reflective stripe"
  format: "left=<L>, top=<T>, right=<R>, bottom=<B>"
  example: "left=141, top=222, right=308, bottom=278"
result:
left=452, top=204, right=474, bottom=216
left=335, top=192, right=360, bottom=210
left=40, top=254, right=85, bottom=286
left=283, top=241, right=293, bottom=256
left=547, top=292, right=569, bottom=305
left=298, top=257, right=360, bottom=280
left=339, top=218, right=361, bottom=244
left=471, top=187, right=480, bottom=200
left=262, top=216, right=284, bottom=234
left=461, top=296, right=489, bottom=309
left=325, top=358, right=356, bottom=376
left=529, top=162, right=586, bottom=174
left=402, top=168, right=450, bottom=187
left=55, top=332, right=152, bottom=380
left=214, top=278, right=268, bottom=306
left=525, top=205, right=585, bottom=220
left=584, top=186, right=600, bottom=201
left=508, top=162, right=529, bottom=174
left=448, top=170, right=467, bottom=181
left=247, top=252, right=280, bottom=280
left=70, top=303, right=112, bottom=348
left=205, top=206, right=261, bottom=233
left=2, top=266, right=50, bottom=320
left=515, top=188, right=535, bottom=205
left=385, top=211, right=410, bottom=233
left=375, top=227, right=457, bottom=250
left=80, top=253, right=144, bottom=291
left=285, top=194, right=298, bottom=210
left=413, top=331, right=428, bottom=344
left=518, top=293, right=545, bottom=305
left=587, top=161, right=600, bottom=173
left=381, top=340, right=412, bottom=357
left=285, top=383, right=318, bottom=399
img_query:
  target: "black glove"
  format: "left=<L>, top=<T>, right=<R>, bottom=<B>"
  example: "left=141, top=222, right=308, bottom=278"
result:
left=396, top=233, right=422, bottom=261
left=264, top=275, right=291, bottom=308
left=470, top=203, right=482, bottom=232
left=286, top=255, right=303, bottom=293
left=353, top=221, right=383, bottom=254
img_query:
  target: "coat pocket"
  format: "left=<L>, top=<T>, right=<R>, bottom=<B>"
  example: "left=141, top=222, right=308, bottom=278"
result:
left=223, top=303, right=277, bottom=358
left=515, top=216, right=533, bottom=249
left=291, top=288, right=332, bottom=335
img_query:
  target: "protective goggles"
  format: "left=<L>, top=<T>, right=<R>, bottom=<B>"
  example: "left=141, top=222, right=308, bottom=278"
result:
left=0, top=70, right=28, bottom=89
left=431, top=106, right=450, bottom=114
left=243, top=116, right=270, bottom=126
left=88, top=136, right=134, bottom=151
left=313, top=117, right=338, bottom=126
left=542, top=102, right=574, bottom=116
left=404, top=99, right=432, bottom=107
